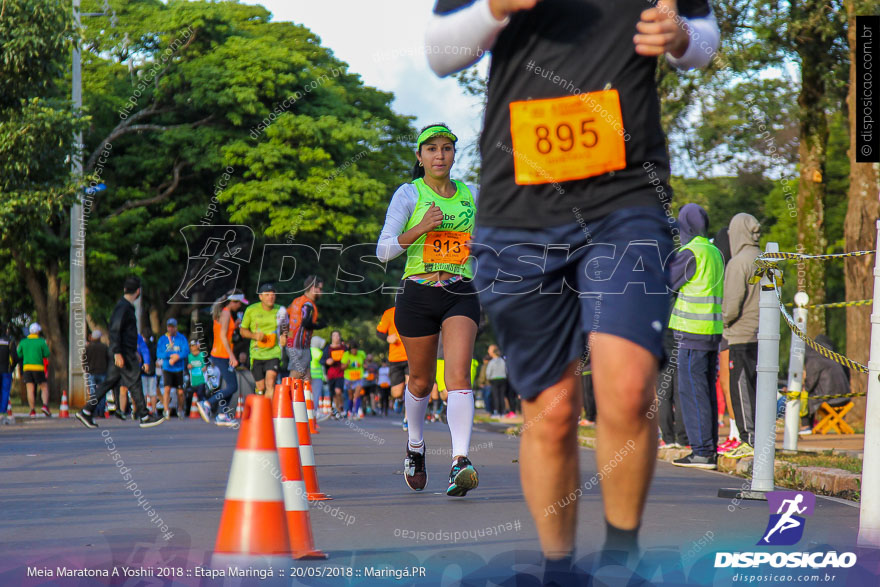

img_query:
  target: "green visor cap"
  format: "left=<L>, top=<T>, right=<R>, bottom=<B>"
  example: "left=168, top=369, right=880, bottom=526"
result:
left=417, top=125, right=458, bottom=148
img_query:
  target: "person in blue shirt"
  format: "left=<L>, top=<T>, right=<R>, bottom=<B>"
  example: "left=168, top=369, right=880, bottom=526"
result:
left=138, top=334, right=151, bottom=369
left=156, top=318, right=188, bottom=420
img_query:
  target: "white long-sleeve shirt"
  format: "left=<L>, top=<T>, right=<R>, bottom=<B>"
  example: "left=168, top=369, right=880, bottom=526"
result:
left=376, top=182, right=480, bottom=263
left=425, top=0, right=720, bottom=77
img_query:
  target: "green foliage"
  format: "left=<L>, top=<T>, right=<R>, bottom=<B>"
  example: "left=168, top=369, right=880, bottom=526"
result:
left=0, top=0, right=83, bottom=330
left=69, top=1, right=415, bottom=334
left=0, top=0, right=71, bottom=109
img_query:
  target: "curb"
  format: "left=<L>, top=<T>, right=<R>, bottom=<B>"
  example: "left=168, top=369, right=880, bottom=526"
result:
left=483, top=420, right=861, bottom=501
left=655, top=447, right=861, bottom=500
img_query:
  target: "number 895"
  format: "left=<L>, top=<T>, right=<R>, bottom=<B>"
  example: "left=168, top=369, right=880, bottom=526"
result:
left=535, top=119, right=598, bottom=154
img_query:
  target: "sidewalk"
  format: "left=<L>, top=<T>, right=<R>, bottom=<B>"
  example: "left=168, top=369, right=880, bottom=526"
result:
left=478, top=417, right=865, bottom=500
left=776, top=430, right=864, bottom=458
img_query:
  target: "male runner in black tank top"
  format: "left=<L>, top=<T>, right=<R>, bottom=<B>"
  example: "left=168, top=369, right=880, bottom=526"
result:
left=427, top=0, right=719, bottom=579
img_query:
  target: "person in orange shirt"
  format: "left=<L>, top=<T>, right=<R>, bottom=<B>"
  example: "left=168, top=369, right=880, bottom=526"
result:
left=376, top=306, right=408, bottom=424
left=196, top=289, right=245, bottom=426
left=377, top=307, right=408, bottom=396
left=286, top=275, right=325, bottom=380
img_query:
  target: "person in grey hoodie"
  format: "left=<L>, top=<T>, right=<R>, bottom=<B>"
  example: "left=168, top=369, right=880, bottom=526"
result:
left=667, top=204, right=725, bottom=469
left=722, top=213, right=762, bottom=458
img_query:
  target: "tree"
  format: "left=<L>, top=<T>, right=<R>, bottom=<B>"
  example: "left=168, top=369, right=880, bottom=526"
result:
left=843, top=0, right=880, bottom=409
left=790, top=0, right=847, bottom=337
left=75, top=0, right=414, bottom=340
left=0, top=0, right=86, bottom=396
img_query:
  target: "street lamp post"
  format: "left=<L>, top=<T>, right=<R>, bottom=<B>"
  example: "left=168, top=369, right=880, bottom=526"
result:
left=69, top=0, right=86, bottom=408
left=70, top=0, right=115, bottom=408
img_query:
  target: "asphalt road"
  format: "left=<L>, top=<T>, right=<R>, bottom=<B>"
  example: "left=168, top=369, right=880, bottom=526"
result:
left=1, top=413, right=877, bottom=586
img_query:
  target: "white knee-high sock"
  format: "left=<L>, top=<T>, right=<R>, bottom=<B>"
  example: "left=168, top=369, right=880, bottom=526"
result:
left=447, top=389, right=474, bottom=461
left=405, top=387, right=429, bottom=452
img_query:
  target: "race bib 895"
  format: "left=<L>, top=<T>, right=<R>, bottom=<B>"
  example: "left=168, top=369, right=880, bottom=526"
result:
left=508, top=90, right=627, bottom=185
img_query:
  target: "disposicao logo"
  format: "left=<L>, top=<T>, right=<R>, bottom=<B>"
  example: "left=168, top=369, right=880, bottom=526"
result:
left=714, top=491, right=857, bottom=570
left=760, top=490, right=815, bottom=546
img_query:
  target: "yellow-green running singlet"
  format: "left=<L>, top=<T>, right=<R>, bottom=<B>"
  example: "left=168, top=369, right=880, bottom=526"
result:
left=401, top=178, right=475, bottom=279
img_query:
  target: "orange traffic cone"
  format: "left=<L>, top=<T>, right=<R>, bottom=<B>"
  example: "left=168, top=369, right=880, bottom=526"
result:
left=292, top=380, right=330, bottom=500
left=271, top=384, right=326, bottom=559
left=189, top=395, right=200, bottom=419
left=214, top=394, right=290, bottom=556
left=6, top=398, right=12, bottom=416
left=304, top=380, right=318, bottom=434
left=59, top=391, right=70, bottom=418
left=236, top=394, right=243, bottom=419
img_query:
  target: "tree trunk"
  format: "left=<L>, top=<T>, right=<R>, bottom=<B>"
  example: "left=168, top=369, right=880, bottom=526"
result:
left=797, top=38, right=829, bottom=338
left=18, top=259, right=69, bottom=402
left=149, top=304, right=161, bottom=338
left=844, top=0, right=880, bottom=421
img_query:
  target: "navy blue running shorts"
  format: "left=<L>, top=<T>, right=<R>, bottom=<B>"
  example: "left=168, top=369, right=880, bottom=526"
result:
left=472, top=206, right=674, bottom=401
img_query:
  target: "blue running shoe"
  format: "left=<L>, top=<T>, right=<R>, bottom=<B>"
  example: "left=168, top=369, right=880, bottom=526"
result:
left=447, top=456, right=479, bottom=497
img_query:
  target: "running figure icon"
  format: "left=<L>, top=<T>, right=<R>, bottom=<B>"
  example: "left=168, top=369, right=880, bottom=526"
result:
left=762, top=494, right=807, bottom=544
left=170, top=225, right=254, bottom=304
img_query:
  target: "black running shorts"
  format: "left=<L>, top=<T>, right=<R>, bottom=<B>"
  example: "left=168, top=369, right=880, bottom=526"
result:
left=389, top=361, right=409, bottom=387
left=394, top=278, right=481, bottom=338
left=251, top=358, right=280, bottom=383
left=22, top=370, right=46, bottom=385
left=162, top=370, right=184, bottom=389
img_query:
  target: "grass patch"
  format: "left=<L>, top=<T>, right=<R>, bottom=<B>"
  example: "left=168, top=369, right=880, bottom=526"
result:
left=577, top=426, right=597, bottom=439
left=776, top=450, right=862, bottom=474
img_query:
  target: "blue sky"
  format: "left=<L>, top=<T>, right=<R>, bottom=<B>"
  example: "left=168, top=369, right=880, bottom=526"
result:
left=242, top=0, right=487, bottom=173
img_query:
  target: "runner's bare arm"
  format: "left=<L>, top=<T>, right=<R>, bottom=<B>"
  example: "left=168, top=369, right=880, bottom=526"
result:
left=636, top=0, right=719, bottom=69
left=396, top=203, right=443, bottom=250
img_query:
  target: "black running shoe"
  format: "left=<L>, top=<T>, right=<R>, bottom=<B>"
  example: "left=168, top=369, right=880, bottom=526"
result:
left=404, top=443, right=427, bottom=491
left=447, top=456, right=479, bottom=497
left=114, top=410, right=128, bottom=421
left=672, top=453, right=717, bottom=470
left=75, top=410, right=98, bottom=429
left=139, top=413, right=165, bottom=428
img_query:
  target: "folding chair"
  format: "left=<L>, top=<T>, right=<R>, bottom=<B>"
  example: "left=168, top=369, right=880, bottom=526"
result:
left=812, top=401, right=855, bottom=435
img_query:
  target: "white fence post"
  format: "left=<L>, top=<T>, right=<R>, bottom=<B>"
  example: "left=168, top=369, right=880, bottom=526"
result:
left=783, top=293, right=809, bottom=453
left=858, top=219, right=880, bottom=547
left=751, top=242, right=781, bottom=494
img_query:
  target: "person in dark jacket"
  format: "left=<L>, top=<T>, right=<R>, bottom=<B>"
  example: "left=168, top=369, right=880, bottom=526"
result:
left=0, top=326, right=19, bottom=420
left=83, top=330, right=112, bottom=417
left=76, top=277, right=163, bottom=429
left=802, top=335, right=851, bottom=433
